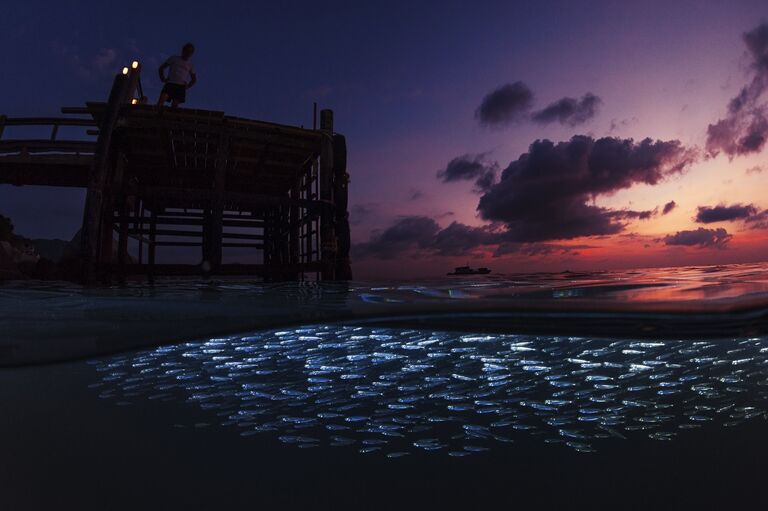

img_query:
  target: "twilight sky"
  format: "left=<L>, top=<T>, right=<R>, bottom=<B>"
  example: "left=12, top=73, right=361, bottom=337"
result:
left=2, top=0, right=768, bottom=279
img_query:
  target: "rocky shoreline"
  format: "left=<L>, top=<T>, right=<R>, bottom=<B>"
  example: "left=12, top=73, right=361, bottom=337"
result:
left=0, top=214, right=80, bottom=281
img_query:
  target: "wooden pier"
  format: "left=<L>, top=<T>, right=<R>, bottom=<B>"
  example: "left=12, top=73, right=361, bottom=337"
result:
left=0, top=63, right=351, bottom=282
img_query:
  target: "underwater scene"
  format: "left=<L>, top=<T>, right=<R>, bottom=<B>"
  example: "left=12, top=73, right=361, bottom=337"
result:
left=2, top=264, right=768, bottom=509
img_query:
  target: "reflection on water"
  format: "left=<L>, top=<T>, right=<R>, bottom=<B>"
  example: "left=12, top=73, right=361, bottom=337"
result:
left=91, top=325, right=768, bottom=457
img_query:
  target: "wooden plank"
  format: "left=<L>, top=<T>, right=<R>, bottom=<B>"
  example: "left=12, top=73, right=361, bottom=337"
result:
left=124, top=138, right=317, bottom=160
left=127, top=228, right=204, bottom=237
left=61, top=107, right=94, bottom=114
left=154, top=241, right=201, bottom=247
left=1, top=117, right=96, bottom=126
left=115, top=216, right=265, bottom=228
left=127, top=229, right=266, bottom=241
left=222, top=242, right=264, bottom=248
left=137, top=186, right=328, bottom=208
left=118, top=121, right=321, bottom=149
left=111, top=261, right=323, bottom=276
left=76, top=103, right=318, bottom=141
left=0, top=140, right=96, bottom=153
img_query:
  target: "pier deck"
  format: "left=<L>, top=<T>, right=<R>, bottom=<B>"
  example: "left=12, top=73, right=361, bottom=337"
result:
left=0, top=63, right=351, bottom=281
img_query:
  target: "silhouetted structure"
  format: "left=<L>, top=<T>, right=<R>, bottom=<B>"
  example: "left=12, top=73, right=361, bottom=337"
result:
left=0, top=62, right=352, bottom=282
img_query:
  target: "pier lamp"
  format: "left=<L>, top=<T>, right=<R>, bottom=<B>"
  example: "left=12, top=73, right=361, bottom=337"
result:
left=131, top=99, right=139, bottom=105
left=122, top=67, right=129, bottom=75
left=131, top=61, right=139, bottom=69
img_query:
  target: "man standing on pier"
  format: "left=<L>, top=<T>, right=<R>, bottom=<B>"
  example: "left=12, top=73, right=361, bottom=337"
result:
left=157, top=43, right=197, bottom=108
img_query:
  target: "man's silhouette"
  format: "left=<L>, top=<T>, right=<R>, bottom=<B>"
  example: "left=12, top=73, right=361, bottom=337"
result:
left=157, top=43, right=197, bottom=108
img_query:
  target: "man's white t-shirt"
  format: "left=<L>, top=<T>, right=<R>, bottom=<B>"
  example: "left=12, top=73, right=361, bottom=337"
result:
left=165, top=56, right=195, bottom=85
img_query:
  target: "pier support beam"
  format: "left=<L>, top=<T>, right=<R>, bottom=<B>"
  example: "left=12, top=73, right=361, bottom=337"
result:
left=80, top=66, right=139, bottom=282
left=202, top=133, right=228, bottom=274
left=333, top=134, right=352, bottom=280
left=319, top=109, right=336, bottom=280
left=148, top=209, right=157, bottom=282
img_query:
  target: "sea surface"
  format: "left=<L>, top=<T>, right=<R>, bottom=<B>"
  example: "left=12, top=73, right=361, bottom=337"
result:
left=2, top=263, right=768, bottom=509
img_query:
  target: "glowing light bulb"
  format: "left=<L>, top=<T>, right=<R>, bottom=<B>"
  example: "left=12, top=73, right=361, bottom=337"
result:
left=122, top=67, right=129, bottom=75
left=131, top=99, right=138, bottom=105
left=131, top=61, right=139, bottom=69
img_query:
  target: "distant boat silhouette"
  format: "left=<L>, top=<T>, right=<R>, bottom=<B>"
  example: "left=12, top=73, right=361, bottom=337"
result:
left=447, top=265, right=491, bottom=276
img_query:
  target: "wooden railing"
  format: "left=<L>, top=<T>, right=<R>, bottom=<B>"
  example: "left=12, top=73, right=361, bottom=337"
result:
left=0, top=115, right=97, bottom=157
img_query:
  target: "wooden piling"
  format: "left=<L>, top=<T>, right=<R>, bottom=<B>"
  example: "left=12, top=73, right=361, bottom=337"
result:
left=319, top=109, right=336, bottom=280
left=80, top=68, right=138, bottom=282
left=148, top=209, right=157, bottom=281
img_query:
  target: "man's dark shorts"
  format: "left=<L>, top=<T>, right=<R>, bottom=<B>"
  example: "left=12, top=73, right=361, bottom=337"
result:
left=161, top=83, right=186, bottom=103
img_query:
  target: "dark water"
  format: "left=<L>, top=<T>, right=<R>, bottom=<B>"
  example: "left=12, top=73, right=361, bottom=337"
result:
left=2, top=263, right=768, bottom=509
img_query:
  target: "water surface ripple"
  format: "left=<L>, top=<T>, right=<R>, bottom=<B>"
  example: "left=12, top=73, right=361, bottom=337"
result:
left=5, top=262, right=768, bottom=365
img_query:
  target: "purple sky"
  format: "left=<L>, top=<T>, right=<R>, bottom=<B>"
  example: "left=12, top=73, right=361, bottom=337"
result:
left=2, top=1, right=768, bottom=278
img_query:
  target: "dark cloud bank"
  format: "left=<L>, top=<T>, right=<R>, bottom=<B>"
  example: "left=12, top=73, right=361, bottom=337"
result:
left=476, top=82, right=600, bottom=127
left=356, top=135, right=698, bottom=260
left=436, top=154, right=497, bottom=193
left=693, top=202, right=768, bottom=230
left=477, top=135, right=696, bottom=242
left=353, top=217, right=496, bottom=259
left=663, top=228, right=732, bottom=249
left=352, top=216, right=588, bottom=260
left=531, top=93, right=602, bottom=127
left=706, top=22, right=768, bottom=158
left=662, top=201, right=677, bottom=215
left=475, top=82, right=534, bottom=127
left=695, top=203, right=758, bottom=223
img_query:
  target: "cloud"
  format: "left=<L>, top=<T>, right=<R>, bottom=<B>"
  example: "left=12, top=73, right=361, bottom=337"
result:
left=92, top=48, right=118, bottom=73
left=691, top=202, right=768, bottom=228
left=52, top=42, right=121, bottom=80
left=473, top=170, right=497, bottom=192
left=663, top=228, right=732, bottom=249
left=407, top=188, right=424, bottom=201
left=745, top=210, right=768, bottom=229
left=436, top=153, right=498, bottom=193
left=476, top=135, right=697, bottom=242
left=352, top=216, right=502, bottom=259
left=609, top=117, right=639, bottom=133
left=609, top=208, right=657, bottom=221
left=433, top=222, right=498, bottom=256
left=475, top=82, right=534, bottom=127
left=695, top=203, right=758, bottom=223
left=706, top=22, right=768, bottom=158
left=350, top=203, right=378, bottom=226
left=662, top=200, right=677, bottom=215
left=437, top=154, right=491, bottom=181
left=746, top=165, right=764, bottom=174
left=531, top=93, right=602, bottom=126
left=493, top=242, right=594, bottom=257
left=352, top=216, right=594, bottom=260
left=353, top=216, right=441, bottom=259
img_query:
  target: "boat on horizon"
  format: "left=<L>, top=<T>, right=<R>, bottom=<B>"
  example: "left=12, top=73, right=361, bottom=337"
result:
left=447, top=265, right=491, bottom=276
